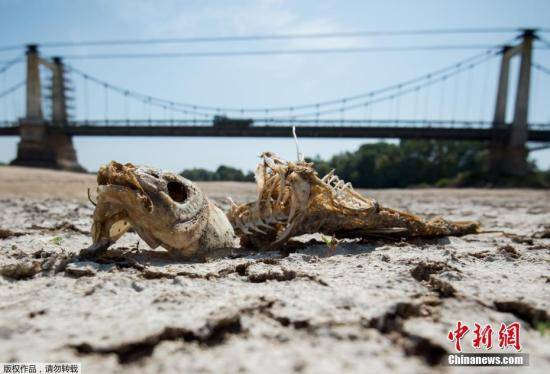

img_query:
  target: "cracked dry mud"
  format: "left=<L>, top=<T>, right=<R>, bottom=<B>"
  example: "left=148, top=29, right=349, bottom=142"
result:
left=1, top=167, right=549, bottom=373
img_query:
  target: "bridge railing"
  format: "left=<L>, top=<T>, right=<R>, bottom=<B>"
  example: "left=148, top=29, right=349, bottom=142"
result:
left=65, top=118, right=496, bottom=128
left=256, top=119, right=495, bottom=129
left=2, top=118, right=549, bottom=130
left=64, top=118, right=550, bottom=130
left=0, top=120, right=18, bottom=128
left=529, top=122, right=550, bottom=130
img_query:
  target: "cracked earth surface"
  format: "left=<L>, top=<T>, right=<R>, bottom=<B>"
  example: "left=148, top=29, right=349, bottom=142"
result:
left=0, top=167, right=549, bottom=373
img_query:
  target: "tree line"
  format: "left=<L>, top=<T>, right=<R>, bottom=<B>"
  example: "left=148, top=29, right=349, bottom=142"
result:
left=180, top=140, right=549, bottom=188
left=180, top=165, right=254, bottom=182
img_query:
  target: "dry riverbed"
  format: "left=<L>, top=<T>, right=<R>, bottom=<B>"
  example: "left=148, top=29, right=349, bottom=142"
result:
left=0, top=166, right=549, bottom=373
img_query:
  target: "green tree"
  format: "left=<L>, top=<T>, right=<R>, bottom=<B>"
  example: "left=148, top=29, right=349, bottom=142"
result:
left=180, top=165, right=254, bottom=182
left=309, top=140, right=490, bottom=188
left=181, top=140, right=547, bottom=187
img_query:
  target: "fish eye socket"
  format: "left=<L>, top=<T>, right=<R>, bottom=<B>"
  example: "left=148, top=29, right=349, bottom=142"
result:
left=167, top=181, right=188, bottom=203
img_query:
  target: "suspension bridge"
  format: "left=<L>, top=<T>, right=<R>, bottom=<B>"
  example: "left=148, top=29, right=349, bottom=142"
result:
left=0, top=29, right=549, bottom=176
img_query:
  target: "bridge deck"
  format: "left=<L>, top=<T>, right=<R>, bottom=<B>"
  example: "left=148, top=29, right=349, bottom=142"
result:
left=1, top=124, right=549, bottom=141
left=57, top=125, right=511, bottom=140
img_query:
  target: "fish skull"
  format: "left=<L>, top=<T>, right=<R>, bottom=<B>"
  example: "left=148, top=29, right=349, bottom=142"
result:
left=86, top=161, right=235, bottom=257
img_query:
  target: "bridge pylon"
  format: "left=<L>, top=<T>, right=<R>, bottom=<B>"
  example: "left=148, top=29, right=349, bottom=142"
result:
left=11, top=46, right=84, bottom=172
left=490, top=29, right=535, bottom=177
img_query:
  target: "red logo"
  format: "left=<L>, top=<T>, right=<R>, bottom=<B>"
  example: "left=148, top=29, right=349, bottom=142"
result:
left=498, top=322, right=522, bottom=351
left=472, top=323, right=493, bottom=349
left=448, top=320, right=469, bottom=352
left=448, top=321, right=522, bottom=352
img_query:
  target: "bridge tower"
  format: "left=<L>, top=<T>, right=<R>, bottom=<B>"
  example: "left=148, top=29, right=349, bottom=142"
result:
left=11, top=46, right=84, bottom=171
left=490, top=29, right=535, bottom=177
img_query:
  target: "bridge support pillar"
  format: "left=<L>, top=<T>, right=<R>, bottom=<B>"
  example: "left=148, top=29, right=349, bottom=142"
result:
left=489, top=30, right=535, bottom=177
left=506, top=30, right=534, bottom=175
left=12, top=120, right=56, bottom=168
left=489, top=45, right=511, bottom=177
left=10, top=47, right=84, bottom=172
left=11, top=120, right=84, bottom=172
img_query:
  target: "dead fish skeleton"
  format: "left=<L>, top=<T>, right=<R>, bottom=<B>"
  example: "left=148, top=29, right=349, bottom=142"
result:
left=227, top=152, right=479, bottom=249
left=84, top=161, right=235, bottom=257
left=85, top=156, right=479, bottom=257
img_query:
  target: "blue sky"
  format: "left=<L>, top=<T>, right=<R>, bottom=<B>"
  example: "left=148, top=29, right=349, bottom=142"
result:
left=0, top=0, right=549, bottom=172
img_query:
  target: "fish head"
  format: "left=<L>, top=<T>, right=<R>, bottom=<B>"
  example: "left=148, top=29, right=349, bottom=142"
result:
left=87, top=161, right=234, bottom=257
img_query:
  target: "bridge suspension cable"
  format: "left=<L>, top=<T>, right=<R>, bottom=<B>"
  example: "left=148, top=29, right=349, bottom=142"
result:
left=266, top=51, right=499, bottom=119
left=0, top=81, right=25, bottom=100
left=533, top=62, right=550, bottom=76
left=536, top=37, right=550, bottom=49
left=69, top=66, right=214, bottom=122
left=0, top=27, right=534, bottom=53
left=0, top=80, right=25, bottom=125
left=0, top=55, right=23, bottom=75
left=532, top=61, right=550, bottom=126
left=52, top=43, right=503, bottom=61
left=66, top=46, right=502, bottom=120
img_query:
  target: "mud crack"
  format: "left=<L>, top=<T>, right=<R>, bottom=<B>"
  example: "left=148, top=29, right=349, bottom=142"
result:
left=0, top=228, right=26, bottom=239
left=30, top=221, right=89, bottom=235
left=73, top=320, right=241, bottom=365
left=243, top=262, right=329, bottom=286
left=428, top=277, right=456, bottom=298
left=0, top=250, right=79, bottom=280
left=497, top=245, right=521, bottom=260
left=0, top=261, right=42, bottom=280
left=493, top=301, right=549, bottom=328
left=410, top=261, right=454, bottom=282
left=410, top=261, right=458, bottom=298
left=71, top=299, right=274, bottom=364
left=367, top=300, right=447, bottom=366
left=503, top=232, right=534, bottom=245
left=119, top=257, right=328, bottom=286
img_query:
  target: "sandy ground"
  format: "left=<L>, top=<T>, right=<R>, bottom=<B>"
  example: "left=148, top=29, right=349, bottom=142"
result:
left=0, top=166, right=549, bottom=373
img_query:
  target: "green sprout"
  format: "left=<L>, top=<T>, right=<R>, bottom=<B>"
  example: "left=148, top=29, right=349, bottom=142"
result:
left=321, top=234, right=338, bottom=254
left=536, top=321, right=550, bottom=336
left=50, top=236, right=64, bottom=246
